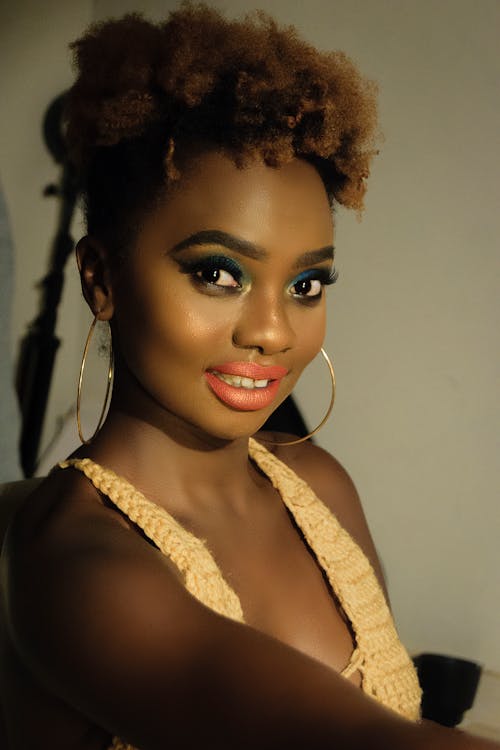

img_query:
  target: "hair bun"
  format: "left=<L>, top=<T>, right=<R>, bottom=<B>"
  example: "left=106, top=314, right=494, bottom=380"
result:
left=65, top=14, right=164, bottom=168
left=67, top=5, right=379, bottom=213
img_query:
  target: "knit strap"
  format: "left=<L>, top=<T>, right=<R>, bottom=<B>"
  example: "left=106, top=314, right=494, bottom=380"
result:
left=247, top=438, right=421, bottom=719
left=59, top=458, right=244, bottom=622
left=59, top=453, right=359, bottom=677
left=341, top=647, right=364, bottom=679
left=60, top=439, right=421, bottom=726
left=248, top=439, right=383, bottom=640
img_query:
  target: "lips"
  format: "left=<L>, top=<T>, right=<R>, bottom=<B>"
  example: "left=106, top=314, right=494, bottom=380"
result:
left=205, top=361, right=288, bottom=411
left=209, top=362, right=288, bottom=380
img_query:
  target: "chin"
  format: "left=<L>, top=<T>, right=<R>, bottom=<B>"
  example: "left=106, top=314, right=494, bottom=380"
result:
left=191, top=410, right=277, bottom=445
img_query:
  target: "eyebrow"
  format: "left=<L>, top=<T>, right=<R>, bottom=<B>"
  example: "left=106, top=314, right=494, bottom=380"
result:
left=294, top=246, right=335, bottom=269
left=169, top=229, right=334, bottom=268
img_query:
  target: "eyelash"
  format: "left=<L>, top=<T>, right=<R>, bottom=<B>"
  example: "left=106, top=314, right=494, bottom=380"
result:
left=178, top=255, right=244, bottom=292
left=290, top=268, right=339, bottom=300
left=177, top=254, right=338, bottom=299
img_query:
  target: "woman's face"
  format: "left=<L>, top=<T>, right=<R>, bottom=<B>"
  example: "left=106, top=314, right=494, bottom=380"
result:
left=110, top=151, right=335, bottom=444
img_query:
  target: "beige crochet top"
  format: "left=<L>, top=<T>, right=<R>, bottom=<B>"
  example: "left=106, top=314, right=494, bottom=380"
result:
left=60, top=437, right=421, bottom=750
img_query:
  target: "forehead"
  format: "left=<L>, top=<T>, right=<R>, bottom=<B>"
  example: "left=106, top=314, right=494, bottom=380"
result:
left=143, top=151, right=334, bottom=256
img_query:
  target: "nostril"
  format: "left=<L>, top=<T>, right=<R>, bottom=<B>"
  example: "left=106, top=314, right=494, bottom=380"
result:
left=231, top=333, right=265, bottom=355
left=231, top=301, right=295, bottom=354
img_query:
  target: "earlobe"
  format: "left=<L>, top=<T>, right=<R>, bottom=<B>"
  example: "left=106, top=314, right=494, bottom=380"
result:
left=75, top=236, right=114, bottom=320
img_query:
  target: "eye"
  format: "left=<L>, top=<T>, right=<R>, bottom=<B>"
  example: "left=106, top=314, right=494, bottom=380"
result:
left=195, top=265, right=240, bottom=288
left=176, top=254, right=244, bottom=291
left=289, top=267, right=338, bottom=300
left=291, top=277, right=323, bottom=298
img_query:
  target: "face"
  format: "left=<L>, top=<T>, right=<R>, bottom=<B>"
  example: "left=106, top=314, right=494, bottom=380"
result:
left=109, top=151, right=335, bottom=444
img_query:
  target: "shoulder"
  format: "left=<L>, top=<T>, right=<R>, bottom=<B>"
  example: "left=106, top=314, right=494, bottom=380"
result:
left=1, top=464, right=223, bottom=737
left=254, top=431, right=363, bottom=533
left=2, top=464, right=134, bottom=574
left=1, top=468, right=263, bottom=745
left=3, top=462, right=188, bottom=611
left=254, top=432, right=388, bottom=598
left=2, top=465, right=195, bottom=682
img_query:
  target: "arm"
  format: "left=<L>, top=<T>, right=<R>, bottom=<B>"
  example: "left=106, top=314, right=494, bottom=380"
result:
left=3, top=483, right=498, bottom=750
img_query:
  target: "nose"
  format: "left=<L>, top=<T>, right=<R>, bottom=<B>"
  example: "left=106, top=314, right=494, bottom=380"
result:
left=231, top=290, right=295, bottom=355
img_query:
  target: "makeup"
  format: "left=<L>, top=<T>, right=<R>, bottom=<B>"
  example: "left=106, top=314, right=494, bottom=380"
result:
left=175, top=254, right=246, bottom=293
left=173, top=247, right=337, bottom=300
left=110, top=151, right=332, bottom=440
left=289, top=267, right=338, bottom=300
left=205, top=362, right=288, bottom=411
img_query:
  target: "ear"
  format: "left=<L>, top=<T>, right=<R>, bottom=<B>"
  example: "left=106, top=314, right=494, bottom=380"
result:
left=75, top=236, right=114, bottom=321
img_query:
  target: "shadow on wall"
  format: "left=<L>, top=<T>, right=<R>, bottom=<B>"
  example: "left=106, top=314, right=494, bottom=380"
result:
left=0, top=180, right=21, bottom=482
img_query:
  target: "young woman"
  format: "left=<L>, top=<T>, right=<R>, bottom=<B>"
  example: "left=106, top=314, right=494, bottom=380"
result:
left=1, top=6, right=497, bottom=749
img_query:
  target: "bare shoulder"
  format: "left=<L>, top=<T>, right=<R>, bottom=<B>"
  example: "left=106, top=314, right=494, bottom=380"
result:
left=3, top=462, right=195, bottom=631
left=1, top=466, right=210, bottom=735
left=254, top=432, right=388, bottom=597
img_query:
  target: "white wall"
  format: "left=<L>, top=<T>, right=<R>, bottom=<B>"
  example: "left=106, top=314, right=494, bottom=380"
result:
left=0, top=0, right=93, bottom=462
left=292, top=0, right=500, bottom=671
left=2, top=0, right=499, bottom=672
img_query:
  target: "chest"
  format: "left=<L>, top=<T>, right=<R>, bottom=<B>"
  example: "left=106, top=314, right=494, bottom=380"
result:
left=178, top=489, right=360, bottom=685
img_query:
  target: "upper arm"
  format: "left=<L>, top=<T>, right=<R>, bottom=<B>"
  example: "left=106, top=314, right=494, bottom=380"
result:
left=3, top=500, right=221, bottom=746
left=3, top=501, right=379, bottom=750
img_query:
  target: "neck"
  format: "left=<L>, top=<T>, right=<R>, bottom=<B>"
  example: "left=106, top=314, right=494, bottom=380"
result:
left=73, top=405, right=264, bottom=516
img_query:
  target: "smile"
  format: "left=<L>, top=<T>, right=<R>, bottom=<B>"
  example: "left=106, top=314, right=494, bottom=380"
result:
left=209, top=372, right=270, bottom=389
left=204, top=361, right=288, bottom=412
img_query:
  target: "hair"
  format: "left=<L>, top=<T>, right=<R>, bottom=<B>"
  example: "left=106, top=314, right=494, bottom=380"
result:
left=65, top=3, right=379, bottom=262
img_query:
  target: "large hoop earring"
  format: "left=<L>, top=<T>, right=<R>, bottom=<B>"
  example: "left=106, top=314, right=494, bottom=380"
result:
left=260, top=347, right=335, bottom=447
left=77, top=315, right=114, bottom=444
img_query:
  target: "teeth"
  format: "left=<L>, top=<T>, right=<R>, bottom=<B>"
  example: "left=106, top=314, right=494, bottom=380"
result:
left=212, top=372, right=270, bottom=389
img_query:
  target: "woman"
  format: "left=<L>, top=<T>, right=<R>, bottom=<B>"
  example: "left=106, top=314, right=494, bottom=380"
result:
left=1, top=6, right=497, bottom=749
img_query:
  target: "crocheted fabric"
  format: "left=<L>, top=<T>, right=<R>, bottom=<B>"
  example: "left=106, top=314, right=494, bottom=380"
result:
left=59, top=437, right=421, bottom=749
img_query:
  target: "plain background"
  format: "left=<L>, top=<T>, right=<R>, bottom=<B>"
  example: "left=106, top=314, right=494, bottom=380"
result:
left=1, top=0, right=498, bottom=681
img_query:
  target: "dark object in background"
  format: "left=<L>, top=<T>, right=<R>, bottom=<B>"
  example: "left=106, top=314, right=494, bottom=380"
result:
left=262, top=394, right=309, bottom=440
left=413, top=653, right=482, bottom=727
left=16, top=93, right=79, bottom=477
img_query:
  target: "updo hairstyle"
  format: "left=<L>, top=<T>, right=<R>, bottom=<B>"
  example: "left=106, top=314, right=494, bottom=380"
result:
left=65, top=3, right=379, bottom=264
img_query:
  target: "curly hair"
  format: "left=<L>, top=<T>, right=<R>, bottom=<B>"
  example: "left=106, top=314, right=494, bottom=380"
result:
left=66, top=3, right=379, bottom=260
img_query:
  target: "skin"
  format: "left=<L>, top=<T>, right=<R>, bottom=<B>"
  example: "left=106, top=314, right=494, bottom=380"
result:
left=1, top=153, right=497, bottom=750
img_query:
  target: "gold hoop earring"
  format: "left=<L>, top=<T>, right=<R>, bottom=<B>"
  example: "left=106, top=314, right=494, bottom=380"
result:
left=77, top=315, right=114, bottom=444
left=260, top=347, right=335, bottom=447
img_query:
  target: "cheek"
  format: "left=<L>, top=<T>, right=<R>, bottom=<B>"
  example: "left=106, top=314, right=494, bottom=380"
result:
left=294, top=303, right=327, bottom=355
left=114, top=279, right=236, bottom=375
left=284, top=303, right=327, bottom=390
